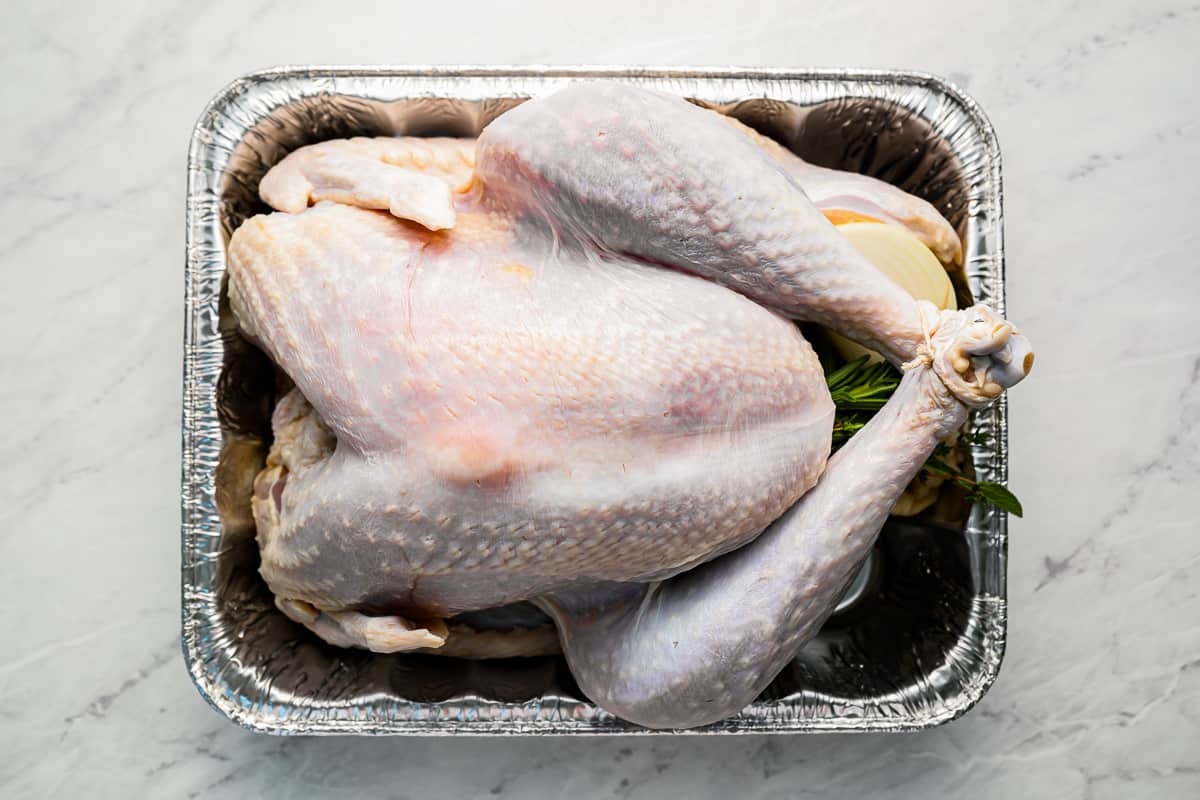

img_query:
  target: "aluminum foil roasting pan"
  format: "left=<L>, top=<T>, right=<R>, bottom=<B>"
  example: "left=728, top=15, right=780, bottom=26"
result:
left=183, top=66, right=1009, bottom=734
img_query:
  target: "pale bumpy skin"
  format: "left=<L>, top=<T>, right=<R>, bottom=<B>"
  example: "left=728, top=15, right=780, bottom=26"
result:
left=226, top=83, right=1032, bottom=728
left=721, top=115, right=964, bottom=266
left=264, top=123, right=964, bottom=263
left=477, top=85, right=929, bottom=365
left=230, top=201, right=835, bottom=615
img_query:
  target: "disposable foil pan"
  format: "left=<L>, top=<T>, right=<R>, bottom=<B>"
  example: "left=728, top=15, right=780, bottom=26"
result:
left=183, top=66, right=1009, bottom=734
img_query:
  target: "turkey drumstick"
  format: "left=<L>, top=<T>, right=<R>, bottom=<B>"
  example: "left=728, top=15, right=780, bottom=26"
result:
left=477, top=83, right=956, bottom=365
left=542, top=304, right=1031, bottom=729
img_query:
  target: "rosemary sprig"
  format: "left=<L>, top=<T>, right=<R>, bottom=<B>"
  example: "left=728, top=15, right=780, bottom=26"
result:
left=827, top=356, right=900, bottom=448
left=825, top=355, right=901, bottom=411
left=824, top=354, right=1023, bottom=517
left=826, top=356, right=900, bottom=448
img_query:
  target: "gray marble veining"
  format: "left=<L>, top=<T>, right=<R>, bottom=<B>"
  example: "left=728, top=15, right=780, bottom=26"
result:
left=1, top=0, right=1197, bottom=796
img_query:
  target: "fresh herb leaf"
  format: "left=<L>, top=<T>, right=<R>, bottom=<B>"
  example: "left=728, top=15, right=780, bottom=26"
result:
left=923, top=455, right=1023, bottom=517
left=974, top=482, right=1024, bottom=517
left=826, top=356, right=902, bottom=411
left=830, top=415, right=869, bottom=446
left=822, top=354, right=1023, bottom=517
left=827, top=356, right=903, bottom=448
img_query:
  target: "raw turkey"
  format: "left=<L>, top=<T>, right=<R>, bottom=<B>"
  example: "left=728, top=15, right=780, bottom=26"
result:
left=227, top=83, right=1033, bottom=729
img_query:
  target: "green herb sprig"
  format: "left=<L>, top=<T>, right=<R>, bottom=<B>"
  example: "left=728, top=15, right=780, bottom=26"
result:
left=826, top=356, right=901, bottom=448
left=824, top=355, right=1023, bottom=517
left=925, top=447, right=1024, bottom=518
left=825, top=355, right=902, bottom=411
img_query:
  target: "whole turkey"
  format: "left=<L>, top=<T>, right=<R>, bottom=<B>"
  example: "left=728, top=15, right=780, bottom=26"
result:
left=227, top=83, right=1033, bottom=729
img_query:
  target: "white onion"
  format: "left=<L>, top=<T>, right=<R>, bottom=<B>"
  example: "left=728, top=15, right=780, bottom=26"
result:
left=829, top=222, right=957, bottom=362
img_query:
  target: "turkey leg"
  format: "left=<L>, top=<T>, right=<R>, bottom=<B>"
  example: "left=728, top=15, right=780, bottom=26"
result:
left=540, top=304, right=1033, bottom=729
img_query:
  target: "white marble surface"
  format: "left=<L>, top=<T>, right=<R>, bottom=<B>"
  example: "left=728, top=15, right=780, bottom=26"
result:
left=2, top=0, right=1198, bottom=796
